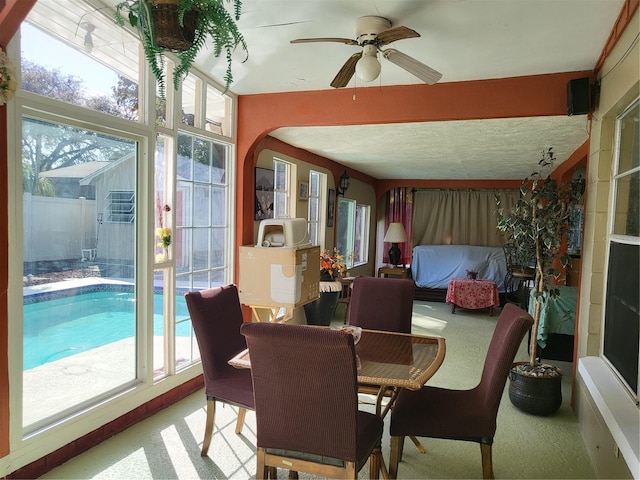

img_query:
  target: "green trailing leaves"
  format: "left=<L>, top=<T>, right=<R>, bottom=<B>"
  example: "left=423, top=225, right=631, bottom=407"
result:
left=115, top=0, right=248, bottom=97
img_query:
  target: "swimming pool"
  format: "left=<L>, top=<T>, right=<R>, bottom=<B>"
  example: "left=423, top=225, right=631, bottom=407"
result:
left=23, top=287, right=191, bottom=370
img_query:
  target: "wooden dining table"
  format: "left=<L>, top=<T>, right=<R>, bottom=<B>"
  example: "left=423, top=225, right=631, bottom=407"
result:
left=228, top=327, right=446, bottom=479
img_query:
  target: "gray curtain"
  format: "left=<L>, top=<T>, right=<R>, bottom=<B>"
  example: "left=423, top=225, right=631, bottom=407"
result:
left=411, top=189, right=520, bottom=247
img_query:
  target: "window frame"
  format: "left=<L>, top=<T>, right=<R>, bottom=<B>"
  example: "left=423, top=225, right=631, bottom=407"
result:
left=273, top=158, right=291, bottom=219
left=307, top=170, right=325, bottom=248
left=601, top=98, right=640, bottom=400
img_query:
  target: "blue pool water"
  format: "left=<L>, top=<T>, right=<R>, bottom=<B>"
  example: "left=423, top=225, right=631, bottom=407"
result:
left=23, top=290, right=191, bottom=370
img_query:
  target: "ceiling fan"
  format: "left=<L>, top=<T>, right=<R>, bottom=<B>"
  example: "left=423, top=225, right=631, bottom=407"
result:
left=290, top=16, right=442, bottom=88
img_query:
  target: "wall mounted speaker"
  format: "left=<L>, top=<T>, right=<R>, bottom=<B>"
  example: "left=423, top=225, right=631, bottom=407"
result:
left=567, top=77, right=591, bottom=116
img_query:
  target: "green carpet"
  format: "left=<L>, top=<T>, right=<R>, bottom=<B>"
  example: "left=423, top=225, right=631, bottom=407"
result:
left=42, top=301, right=595, bottom=479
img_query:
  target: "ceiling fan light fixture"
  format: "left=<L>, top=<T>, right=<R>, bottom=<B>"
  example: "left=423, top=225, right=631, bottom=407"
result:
left=355, top=44, right=381, bottom=82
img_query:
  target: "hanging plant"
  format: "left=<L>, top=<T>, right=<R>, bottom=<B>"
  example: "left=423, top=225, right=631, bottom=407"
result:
left=115, top=0, right=248, bottom=97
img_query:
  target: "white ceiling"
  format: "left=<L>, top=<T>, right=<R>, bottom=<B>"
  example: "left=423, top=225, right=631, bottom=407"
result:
left=118, top=0, right=624, bottom=180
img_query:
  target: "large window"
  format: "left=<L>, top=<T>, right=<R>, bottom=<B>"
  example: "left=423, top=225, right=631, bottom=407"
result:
left=603, top=99, right=640, bottom=399
left=10, top=0, right=237, bottom=455
left=22, top=118, right=137, bottom=430
left=336, top=198, right=370, bottom=268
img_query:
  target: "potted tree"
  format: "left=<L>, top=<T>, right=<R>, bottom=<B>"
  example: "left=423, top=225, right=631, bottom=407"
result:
left=115, top=0, right=248, bottom=96
left=495, top=147, right=584, bottom=415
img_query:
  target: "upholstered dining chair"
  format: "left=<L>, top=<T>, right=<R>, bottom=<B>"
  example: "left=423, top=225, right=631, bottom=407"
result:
left=347, top=275, right=424, bottom=452
left=184, top=284, right=254, bottom=457
left=388, top=303, right=534, bottom=479
left=241, top=322, right=384, bottom=480
left=348, top=276, right=415, bottom=333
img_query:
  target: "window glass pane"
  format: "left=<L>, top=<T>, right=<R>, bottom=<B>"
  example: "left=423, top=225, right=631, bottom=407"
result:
left=211, top=228, right=226, bottom=268
left=156, top=63, right=170, bottom=128
left=613, top=171, right=639, bottom=236
left=155, top=134, right=173, bottom=262
left=153, top=270, right=167, bottom=377
left=274, top=161, right=288, bottom=190
left=206, top=84, right=231, bottom=136
left=22, top=11, right=139, bottom=121
left=194, top=185, right=211, bottom=226
left=273, top=160, right=290, bottom=218
left=193, top=228, right=209, bottom=271
left=617, top=101, right=639, bottom=173
left=22, top=117, right=137, bottom=429
left=354, top=204, right=370, bottom=265
left=337, top=198, right=356, bottom=268
left=193, top=138, right=212, bottom=182
left=181, top=74, right=199, bottom=127
left=212, top=186, right=226, bottom=225
left=603, top=242, right=639, bottom=394
left=307, top=171, right=323, bottom=246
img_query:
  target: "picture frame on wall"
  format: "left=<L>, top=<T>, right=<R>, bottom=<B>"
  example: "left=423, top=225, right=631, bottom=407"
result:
left=255, top=167, right=274, bottom=221
left=298, top=180, right=309, bottom=200
left=327, top=189, right=335, bottom=227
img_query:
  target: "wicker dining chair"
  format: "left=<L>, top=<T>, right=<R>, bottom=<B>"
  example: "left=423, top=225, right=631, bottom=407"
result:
left=184, top=285, right=254, bottom=457
left=388, top=303, right=534, bottom=479
left=241, top=322, right=383, bottom=480
left=348, top=276, right=415, bottom=333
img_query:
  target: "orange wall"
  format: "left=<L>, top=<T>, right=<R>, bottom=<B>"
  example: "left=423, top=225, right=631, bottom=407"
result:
left=237, top=71, right=593, bottom=251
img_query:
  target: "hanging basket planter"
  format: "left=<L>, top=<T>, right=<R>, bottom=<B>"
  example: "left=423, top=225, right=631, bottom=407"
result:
left=151, top=0, right=199, bottom=51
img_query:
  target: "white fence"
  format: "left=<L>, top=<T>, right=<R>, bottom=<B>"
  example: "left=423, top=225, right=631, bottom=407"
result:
left=23, top=194, right=97, bottom=263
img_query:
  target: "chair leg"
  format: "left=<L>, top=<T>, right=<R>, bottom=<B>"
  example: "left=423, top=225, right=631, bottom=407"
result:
left=388, top=436, right=405, bottom=479
left=235, top=407, right=247, bottom=434
left=480, top=438, right=494, bottom=479
left=201, top=399, right=215, bottom=456
left=409, top=435, right=426, bottom=453
left=369, top=442, right=382, bottom=479
left=256, top=447, right=267, bottom=479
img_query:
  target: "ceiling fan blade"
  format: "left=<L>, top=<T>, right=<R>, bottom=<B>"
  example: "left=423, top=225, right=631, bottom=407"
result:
left=291, top=37, right=358, bottom=46
left=382, top=48, right=442, bottom=84
left=330, top=52, right=362, bottom=88
left=376, top=26, right=420, bottom=45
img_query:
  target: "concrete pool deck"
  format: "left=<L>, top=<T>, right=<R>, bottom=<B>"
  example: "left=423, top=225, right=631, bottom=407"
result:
left=23, top=335, right=197, bottom=427
left=22, top=277, right=197, bottom=428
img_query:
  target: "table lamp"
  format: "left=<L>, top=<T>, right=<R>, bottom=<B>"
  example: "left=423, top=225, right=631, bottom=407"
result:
left=383, top=222, right=407, bottom=267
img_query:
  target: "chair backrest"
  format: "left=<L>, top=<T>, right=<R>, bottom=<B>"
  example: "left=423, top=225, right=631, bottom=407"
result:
left=185, top=285, right=247, bottom=384
left=477, top=303, right=534, bottom=412
left=241, top=322, right=360, bottom=461
left=349, top=276, right=415, bottom=333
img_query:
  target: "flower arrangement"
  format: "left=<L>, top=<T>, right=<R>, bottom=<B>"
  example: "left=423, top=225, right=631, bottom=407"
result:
left=0, top=49, right=17, bottom=106
left=320, top=248, right=347, bottom=279
left=155, top=197, right=172, bottom=261
left=156, top=227, right=172, bottom=248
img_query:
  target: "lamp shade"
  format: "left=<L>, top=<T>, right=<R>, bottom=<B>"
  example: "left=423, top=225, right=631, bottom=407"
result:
left=383, top=222, right=407, bottom=243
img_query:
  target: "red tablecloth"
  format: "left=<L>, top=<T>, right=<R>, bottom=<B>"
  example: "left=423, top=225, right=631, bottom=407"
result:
left=446, top=278, right=500, bottom=311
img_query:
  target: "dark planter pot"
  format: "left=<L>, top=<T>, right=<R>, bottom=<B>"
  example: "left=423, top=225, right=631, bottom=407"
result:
left=508, top=362, right=563, bottom=416
left=151, top=2, right=199, bottom=51
left=304, top=291, right=339, bottom=326
left=320, top=271, right=336, bottom=282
